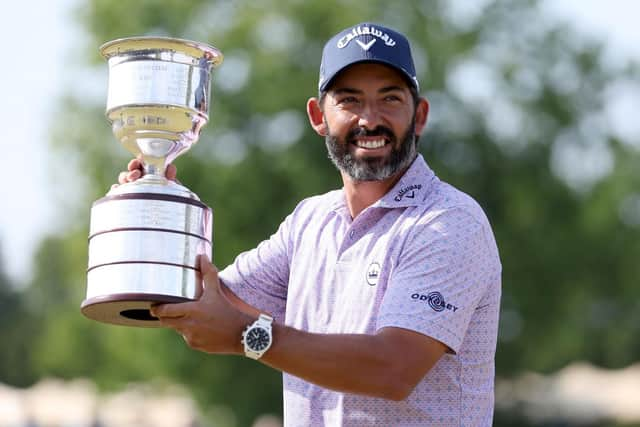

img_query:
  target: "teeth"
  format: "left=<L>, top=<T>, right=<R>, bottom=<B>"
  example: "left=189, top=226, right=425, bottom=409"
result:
left=356, top=139, right=386, bottom=149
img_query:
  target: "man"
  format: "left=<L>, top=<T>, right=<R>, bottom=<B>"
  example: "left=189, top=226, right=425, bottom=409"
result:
left=120, top=23, right=501, bottom=426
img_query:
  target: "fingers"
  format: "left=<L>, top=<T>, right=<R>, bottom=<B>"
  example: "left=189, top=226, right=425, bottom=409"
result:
left=127, top=158, right=143, bottom=172
left=116, top=159, right=143, bottom=184
left=166, top=164, right=177, bottom=181
left=113, top=158, right=144, bottom=185
left=115, top=160, right=178, bottom=186
left=150, top=302, right=189, bottom=320
left=130, top=159, right=177, bottom=180
left=118, top=169, right=142, bottom=184
left=115, top=158, right=143, bottom=184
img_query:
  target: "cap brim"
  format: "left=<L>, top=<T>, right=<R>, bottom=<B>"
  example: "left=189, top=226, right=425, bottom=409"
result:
left=319, top=59, right=418, bottom=92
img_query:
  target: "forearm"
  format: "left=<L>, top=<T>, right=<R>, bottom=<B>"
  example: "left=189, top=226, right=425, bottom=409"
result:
left=219, top=283, right=444, bottom=400
left=261, top=325, right=433, bottom=401
left=220, top=282, right=262, bottom=318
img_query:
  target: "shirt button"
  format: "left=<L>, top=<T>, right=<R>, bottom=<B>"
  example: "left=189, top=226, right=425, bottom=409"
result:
left=349, top=230, right=355, bottom=239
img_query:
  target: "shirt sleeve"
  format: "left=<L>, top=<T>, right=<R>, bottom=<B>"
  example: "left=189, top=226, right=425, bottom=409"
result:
left=376, top=208, right=499, bottom=354
left=218, top=214, right=292, bottom=324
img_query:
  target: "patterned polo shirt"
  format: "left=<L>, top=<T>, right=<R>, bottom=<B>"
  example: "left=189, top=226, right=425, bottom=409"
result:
left=219, top=154, right=502, bottom=426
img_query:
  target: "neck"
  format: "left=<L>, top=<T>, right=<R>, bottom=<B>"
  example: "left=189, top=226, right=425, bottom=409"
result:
left=341, top=170, right=404, bottom=219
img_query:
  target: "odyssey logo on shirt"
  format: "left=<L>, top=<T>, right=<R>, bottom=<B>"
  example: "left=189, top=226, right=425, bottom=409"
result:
left=411, top=291, right=459, bottom=312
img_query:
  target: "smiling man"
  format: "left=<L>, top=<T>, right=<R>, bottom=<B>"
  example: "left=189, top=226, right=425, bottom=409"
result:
left=123, top=22, right=503, bottom=427
left=313, top=61, right=423, bottom=181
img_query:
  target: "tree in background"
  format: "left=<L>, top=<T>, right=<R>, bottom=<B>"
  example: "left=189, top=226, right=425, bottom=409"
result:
left=0, top=246, right=39, bottom=387
left=8, top=0, right=639, bottom=425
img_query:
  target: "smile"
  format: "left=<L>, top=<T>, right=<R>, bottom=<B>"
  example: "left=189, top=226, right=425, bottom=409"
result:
left=354, top=139, right=387, bottom=149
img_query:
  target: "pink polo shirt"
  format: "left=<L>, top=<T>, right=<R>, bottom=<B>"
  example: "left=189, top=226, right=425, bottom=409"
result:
left=219, top=155, right=502, bottom=426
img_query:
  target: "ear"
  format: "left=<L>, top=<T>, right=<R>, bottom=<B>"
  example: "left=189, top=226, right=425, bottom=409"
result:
left=413, top=97, right=430, bottom=137
left=307, top=97, right=328, bottom=136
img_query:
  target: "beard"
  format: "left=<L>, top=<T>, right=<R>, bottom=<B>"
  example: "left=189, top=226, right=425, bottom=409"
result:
left=325, top=117, right=418, bottom=181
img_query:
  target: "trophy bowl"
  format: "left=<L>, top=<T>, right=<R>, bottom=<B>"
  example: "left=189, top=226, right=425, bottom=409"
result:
left=81, top=37, right=223, bottom=327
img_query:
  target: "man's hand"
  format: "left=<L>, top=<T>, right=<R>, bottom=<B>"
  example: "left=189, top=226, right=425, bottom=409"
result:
left=150, top=260, right=446, bottom=401
left=112, top=158, right=178, bottom=188
left=150, top=255, right=253, bottom=355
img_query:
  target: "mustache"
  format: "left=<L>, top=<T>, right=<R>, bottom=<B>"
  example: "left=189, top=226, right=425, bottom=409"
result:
left=347, top=126, right=396, bottom=142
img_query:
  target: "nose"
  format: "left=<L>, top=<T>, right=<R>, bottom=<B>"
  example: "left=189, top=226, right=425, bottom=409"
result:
left=357, top=103, right=382, bottom=130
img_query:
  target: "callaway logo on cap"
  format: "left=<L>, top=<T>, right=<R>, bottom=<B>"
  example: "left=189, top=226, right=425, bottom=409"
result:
left=318, top=23, right=419, bottom=92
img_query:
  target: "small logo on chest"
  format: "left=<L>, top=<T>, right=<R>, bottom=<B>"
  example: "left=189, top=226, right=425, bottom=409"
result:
left=366, top=262, right=381, bottom=286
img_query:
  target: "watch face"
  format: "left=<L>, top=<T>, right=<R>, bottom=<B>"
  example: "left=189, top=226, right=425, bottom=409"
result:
left=246, top=327, right=270, bottom=351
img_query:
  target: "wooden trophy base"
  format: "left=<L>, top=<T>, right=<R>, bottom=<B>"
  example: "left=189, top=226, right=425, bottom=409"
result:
left=81, top=293, right=191, bottom=327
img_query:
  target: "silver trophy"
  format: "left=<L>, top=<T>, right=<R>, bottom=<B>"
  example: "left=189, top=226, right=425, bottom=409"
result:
left=81, top=37, right=223, bottom=327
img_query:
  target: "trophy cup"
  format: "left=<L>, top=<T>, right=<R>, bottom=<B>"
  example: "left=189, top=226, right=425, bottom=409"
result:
left=81, top=37, right=223, bottom=327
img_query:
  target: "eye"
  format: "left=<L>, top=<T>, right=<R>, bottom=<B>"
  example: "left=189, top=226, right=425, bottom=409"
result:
left=337, top=96, right=360, bottom=105
left=383, top=94, right=402, bottom=102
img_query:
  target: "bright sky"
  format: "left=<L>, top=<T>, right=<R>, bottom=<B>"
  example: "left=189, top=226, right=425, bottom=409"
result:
left=0, top=0, right=81, bottom=285
left=0, top=1, right=639, bottom=285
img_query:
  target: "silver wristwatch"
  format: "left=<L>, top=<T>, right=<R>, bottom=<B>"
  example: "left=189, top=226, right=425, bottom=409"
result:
left=242, top=313, right=273, bottom=359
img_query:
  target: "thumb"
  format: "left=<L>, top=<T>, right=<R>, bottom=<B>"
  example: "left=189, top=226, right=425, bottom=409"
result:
left=166, top=164, right=178, bottom=181
left=197, top=254, right=220, bottom=297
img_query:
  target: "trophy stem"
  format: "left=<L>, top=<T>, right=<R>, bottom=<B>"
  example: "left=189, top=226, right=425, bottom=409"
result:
left=143, top=162, right=167, bottom=179
left=130, top=136, right=177, bottom=181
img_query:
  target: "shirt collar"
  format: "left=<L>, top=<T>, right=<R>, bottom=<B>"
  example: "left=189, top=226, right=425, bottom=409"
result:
left=328, top=189, right=348, bottom=212
left=329, top=154, right=437, bottom=212
left=377, top=154, right=436, bottom=208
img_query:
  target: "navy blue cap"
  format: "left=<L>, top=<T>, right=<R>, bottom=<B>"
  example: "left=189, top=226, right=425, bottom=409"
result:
left=318, top=23, right=419, bottom=92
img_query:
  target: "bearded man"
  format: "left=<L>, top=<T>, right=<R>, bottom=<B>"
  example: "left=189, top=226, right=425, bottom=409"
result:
left=120, top=22, right=502, bottom=427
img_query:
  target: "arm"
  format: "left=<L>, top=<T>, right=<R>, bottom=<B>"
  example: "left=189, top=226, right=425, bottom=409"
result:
left=263, top=322, right=446, bottom=401
left=152, top=257, right=447, bottom=401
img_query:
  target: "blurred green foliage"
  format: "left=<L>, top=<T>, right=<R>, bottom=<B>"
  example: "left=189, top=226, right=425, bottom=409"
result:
left=2, top=0, right=639, bottom=425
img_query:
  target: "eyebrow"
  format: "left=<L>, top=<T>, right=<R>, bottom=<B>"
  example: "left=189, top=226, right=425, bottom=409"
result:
left=331, top=85, right=406, bottom=96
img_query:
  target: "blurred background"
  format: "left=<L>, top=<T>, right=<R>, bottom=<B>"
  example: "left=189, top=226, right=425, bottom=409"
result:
left=1, top=0, right=639, bottom=426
